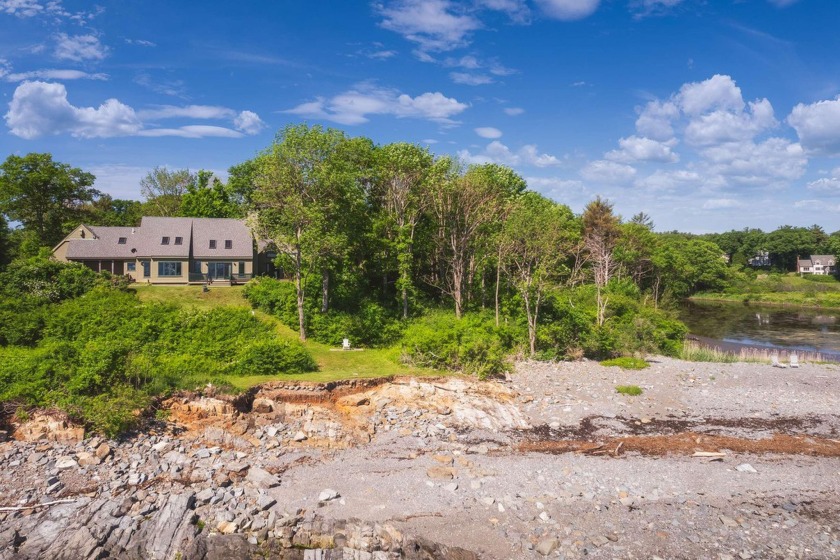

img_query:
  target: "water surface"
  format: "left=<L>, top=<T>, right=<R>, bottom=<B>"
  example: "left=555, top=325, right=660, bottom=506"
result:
left=678, top=300, right=840, bottom=360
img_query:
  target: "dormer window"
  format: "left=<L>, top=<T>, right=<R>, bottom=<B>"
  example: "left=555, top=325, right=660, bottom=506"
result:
left=224, top=240, right=232, bottom=249
left=161, top=236, right=170, bottom=245
left=174, top=236, right=183, bottom=245
left=209, top=240, right=217, bottom=249
left=118, top=237, right=127, bottom=244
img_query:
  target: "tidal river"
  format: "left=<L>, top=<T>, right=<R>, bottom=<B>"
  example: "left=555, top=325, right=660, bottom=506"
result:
left=678, top=300, right=840, bottom=361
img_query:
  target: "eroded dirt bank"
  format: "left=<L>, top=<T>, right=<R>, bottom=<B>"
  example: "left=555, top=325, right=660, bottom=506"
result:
left=1, top=358, right=839, bottom=559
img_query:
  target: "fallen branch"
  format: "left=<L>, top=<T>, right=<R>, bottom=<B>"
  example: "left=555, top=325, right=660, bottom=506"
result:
left=614, top=441, right=624, bottom=455
left=692, top=451, right=726, bottom=458
left=0, top=498, right=76, bottom=512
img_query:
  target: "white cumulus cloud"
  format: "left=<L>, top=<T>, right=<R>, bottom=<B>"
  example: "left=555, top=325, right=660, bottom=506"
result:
left=535, top=0, right=600, bottom=20
left=234, top=110, right=266, bottom=135
left=4, top=81, right=264, bottom=139
left=54, top=33, right=108, bottom=62
left=806, top=177, right=840, bottom=195
left=376, top=0, right=481, bottom=52
left=619, top=74, right=804, bottom=191
left=284, top=84, right=468, bottom=125
left=0, top=0, right=43, bottom=17
left=5, top=81, right=139, bottom=139
left=504, top=107, right=525, bottom=116
left=475, top=126, right=502, bottom=139
left=450, top=72, right=494, bottom=85
left=787, top=96, right=840, bottom=156
left=605, top=135, right=679, bottom=163
left=580, top=160, right=637, bottom=184
left=5, top=68, right=108, bottom=81
left=459, top=140, right=561, bottom=168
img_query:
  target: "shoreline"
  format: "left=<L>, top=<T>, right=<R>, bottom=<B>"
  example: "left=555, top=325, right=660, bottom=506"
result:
left=689, top=295, right=840, bottom=310
left=1, top=358, right=839, bottom=559
left=686, top=333, right=840, bottom=362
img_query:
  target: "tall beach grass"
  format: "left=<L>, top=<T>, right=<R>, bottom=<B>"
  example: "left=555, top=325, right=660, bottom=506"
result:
left=679, top=340, right=830, bottom=364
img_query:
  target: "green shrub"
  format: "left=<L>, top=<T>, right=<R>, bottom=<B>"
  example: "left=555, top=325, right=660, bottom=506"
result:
left=600, top=357, right=649, bottom=369
left=400, top=311, right=515, bottom=379
left=0, top=299, right=46, bottom=346
left=244, top=277, right=404, bottom=347
left=615, top=385, right=643, bottom=396
left=0, top=256, right=104, bottom=303
left=232, top=339, right=316, bottom=375
left=0, top=285, right=318, bottom=435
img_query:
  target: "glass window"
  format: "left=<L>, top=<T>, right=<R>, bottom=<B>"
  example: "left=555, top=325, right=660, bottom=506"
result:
left=225, top=240, right=232, bottom=249
left=126, top=262, right=136, bottom=272
left=141, top=260, right=150, bottom=277
left=174, top=236, right=183, bottom=245
left=238, top=261, right=246, bottom=277
left=158, top=261, right=182, bottom=277
left=209, top=240, right=217, bottom=249
left=118, top=237, right=127, bottom=244
left=161, top=236, right=170, bottom=245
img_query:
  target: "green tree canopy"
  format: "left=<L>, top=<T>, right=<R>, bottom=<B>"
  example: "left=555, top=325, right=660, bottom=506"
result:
left=180, top=170, right=241, bottom=218
left=139, top=166, right=193, bottom=217
left=0, top=153, right=100, bottom=248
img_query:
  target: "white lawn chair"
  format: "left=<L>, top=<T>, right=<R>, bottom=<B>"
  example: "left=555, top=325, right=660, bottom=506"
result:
left=342, top=338, right=351, bottom=351
left=789, top=353, right=799, bottom=368
left=771, top=354, right=786, bottom=368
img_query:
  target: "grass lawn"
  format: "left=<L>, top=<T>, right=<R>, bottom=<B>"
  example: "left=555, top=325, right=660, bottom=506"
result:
left=692, top=274, right=840, bottom=309
left=132, top=284, right=249, bottom=310
left=132, top=284, right=441, bottom=388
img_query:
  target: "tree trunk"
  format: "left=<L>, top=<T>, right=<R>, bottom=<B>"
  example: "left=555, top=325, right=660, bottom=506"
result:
left=402, top=285, right=409, bottom=319
left=495, top=245, right=502, bottom=327
left=452, top=267, right=463, bottom=319
left=295, top=244, right=306, bottom=342
left=321, top=267, right=329, bottom=313
left=524, top=292, right=536, bottom=356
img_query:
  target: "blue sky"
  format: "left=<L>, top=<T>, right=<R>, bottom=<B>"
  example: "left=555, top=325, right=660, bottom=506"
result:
left=2, top=0, right=839, bottom=232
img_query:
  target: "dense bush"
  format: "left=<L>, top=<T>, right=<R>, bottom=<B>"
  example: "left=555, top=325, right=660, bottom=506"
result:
left=0, top=258, right=117, bottom=347
left=0, top=286, right=317, bottom=436
left=400, top=311, right=519, bottom=379
left=535, top=286, right=686, bottom=360
left=0, top=256, right=104, bottom=303
left=244, top=277, right=404, bottom=346
left=232, top=339, right=316, bottom=375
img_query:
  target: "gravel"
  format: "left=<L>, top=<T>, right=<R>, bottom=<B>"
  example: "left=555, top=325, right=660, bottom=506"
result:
left=0, top=357, right=837, bottom=559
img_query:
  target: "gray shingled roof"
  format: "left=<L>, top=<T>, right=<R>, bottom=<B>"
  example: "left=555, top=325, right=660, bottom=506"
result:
left=191, top=218, right=254, bottom=259
left=135, top=217, right=193, bottom=258
left=61, top=217, right=256, bottom=261
left=65, top=227, right=141, bottom=259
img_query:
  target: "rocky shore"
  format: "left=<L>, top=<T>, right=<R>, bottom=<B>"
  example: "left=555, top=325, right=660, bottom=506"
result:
left=1, top=358, right=838, bottom=559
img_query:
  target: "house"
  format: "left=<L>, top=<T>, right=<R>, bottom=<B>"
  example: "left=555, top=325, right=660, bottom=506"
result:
left=797, top=255, right=836, bottom=276
left=53, top=217, right=273, bottom=284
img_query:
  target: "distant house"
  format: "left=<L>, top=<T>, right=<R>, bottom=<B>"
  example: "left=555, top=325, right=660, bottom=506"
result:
left=797, top=255, right=836, bottom=276
left=748, top=251, right=771, bottom=267
left=53, top=217, right=275, bottom=284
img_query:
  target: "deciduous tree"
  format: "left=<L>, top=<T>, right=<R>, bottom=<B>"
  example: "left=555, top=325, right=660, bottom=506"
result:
left=0, top=153, right=100, bottom=248
left=139, top=166, right=193, bottom=217
left=502, top=192, right=577, bottom=355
